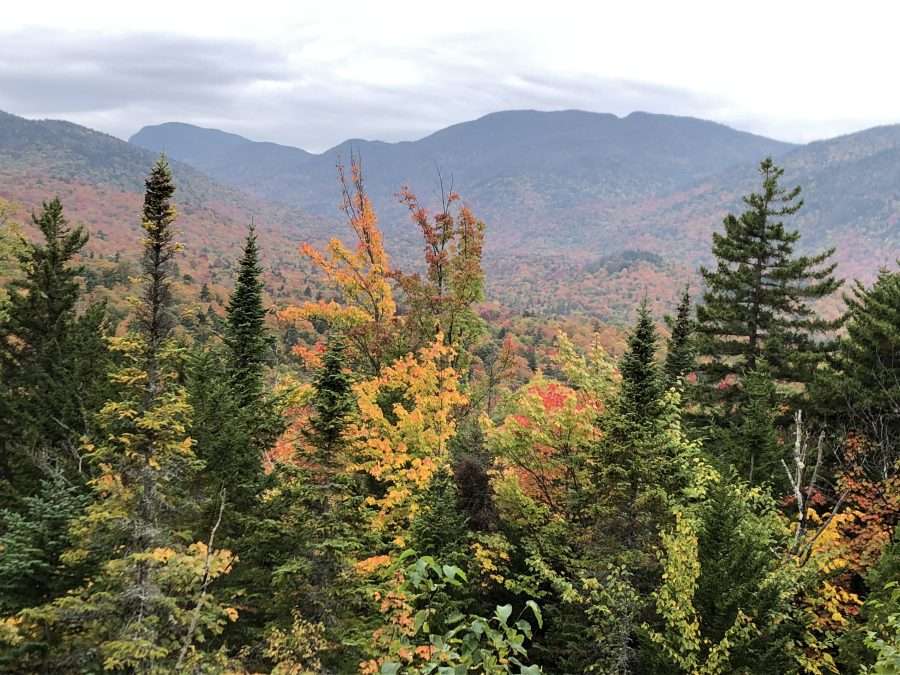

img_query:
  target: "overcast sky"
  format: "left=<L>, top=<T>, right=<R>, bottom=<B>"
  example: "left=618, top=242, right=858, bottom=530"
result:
left=0, top=1, right=896, bottom=151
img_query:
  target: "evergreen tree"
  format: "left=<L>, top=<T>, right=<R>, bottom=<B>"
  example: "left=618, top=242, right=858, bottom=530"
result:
left=695, top=158, right=841, bottom=407
left=225, top=224, right=269, bottom=405
left=715, top=366, right=781, bottom=486
left=409, top=468, right=469, bottom=566
left=16, top=158, right=235, bottom=671
left=823, top=269, right=900, bottom=453
left=0, top=198, right=107, bottom=499
left=309, top=333, right=355, bottom=461
left=595, top=304, right=670, bottom=560
left=619, top=300, right=663, bottom=418
left=664, top=286, right=695, bottom=387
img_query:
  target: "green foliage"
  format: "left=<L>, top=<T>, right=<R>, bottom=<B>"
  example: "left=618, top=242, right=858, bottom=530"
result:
left=0, top=197, right=111, bottom=504
left=644, top=509, right=756, bottom=675
left=664, top=286, right=696, bottom=387
left=821, top=269, right=900, bottom=460
left=695, top=158, right=841, bottom=408
left=0, top=480, right=90, bottom=615
left=619, top=300, right=663, bottom=419
left=309, top=332, right=356, bottom=459
left=409, top=469, right=469, bottom=567
left=226, top=224, right=270, bottom=404
left=711, top=366, right=782, bottom=486
left=377, top=553, right=544, bottom=675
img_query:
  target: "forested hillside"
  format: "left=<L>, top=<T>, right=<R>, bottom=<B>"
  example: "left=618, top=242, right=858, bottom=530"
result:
left=0, top=110, right=338, bottom=323
left=2, top=142, right=900, bottom=673
left=131, top=110, right=900, bottom=321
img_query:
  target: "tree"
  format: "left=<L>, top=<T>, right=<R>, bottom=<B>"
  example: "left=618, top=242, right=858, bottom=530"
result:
left=713, top=366, right=782, bottom=486
left=695, top=158, right=841, bottom=407
left=12, top=158, right=236, bottom=671
left=394, top=185, right=486, bottom=365
left=225, top=224, right=269, bottom=405
left=619, top=300, right=663, bottom=419
left=823, top=269, right=900, bottom=470
left=0, top=198, right=24, bottom=323
left=309, top=332, right=355, bottom=462
left=0, top=198, right=107, bottom=498
left=664, top=287, right=696, bottom=388
left=279, top=157, right=397, bottom=375
left=348, top=336, right=466, bottom=536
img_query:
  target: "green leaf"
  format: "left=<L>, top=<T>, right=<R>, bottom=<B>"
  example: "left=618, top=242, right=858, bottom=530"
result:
left=496, top=604, right=513, bottom=625
left=525, top=600, right=543, bottom=628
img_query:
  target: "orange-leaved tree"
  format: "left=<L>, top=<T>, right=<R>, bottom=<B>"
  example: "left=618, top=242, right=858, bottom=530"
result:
left=279, top=158, right=396, bottom=374
left=393, top=185, right=485, bottom=366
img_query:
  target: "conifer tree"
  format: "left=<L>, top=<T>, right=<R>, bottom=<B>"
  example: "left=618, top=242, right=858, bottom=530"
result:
left=664, top=286, right=695, bottom=387
left=0, top=198, right=105, bottom=497
left=19, top=158, right=235, bottom=671
left=695, top=158, right=841, bottom=406
left=715, top=366, right=781, bottom=485
left=596, top=303, right=670, bottom=558
left=821, top=269, right=900, bottom=467
left=619, top=300, right=663, bottom=418
left=309, top=333, right=355, bottom=461
left=226, top=224, right=269, bottom=405
left=409, top=468, right=469, bottom=566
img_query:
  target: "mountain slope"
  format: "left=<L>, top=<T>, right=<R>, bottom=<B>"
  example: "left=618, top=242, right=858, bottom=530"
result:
left=0, top=110, right=328, bottom=312
left=131, top=110, right=795, bottom=250
left=130, top=109, right=900, bottom=320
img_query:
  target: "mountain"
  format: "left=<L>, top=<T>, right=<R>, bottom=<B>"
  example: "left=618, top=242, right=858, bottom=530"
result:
left=5, top=107, right=900, bottom=324
left=0, top=110, right=329, bottom=313
left=130, top=110, right=795, bottom=252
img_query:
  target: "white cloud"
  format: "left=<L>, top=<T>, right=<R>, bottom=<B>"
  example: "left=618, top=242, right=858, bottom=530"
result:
left=1, top=0, right=897, bottom=148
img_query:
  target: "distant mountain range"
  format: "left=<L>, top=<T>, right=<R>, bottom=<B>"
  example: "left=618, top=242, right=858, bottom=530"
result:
left=130, top=111, right=795, bottom=252
left=2, top=107, right=899, bottom=322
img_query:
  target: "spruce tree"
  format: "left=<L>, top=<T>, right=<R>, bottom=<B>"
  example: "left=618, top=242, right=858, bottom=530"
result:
left=715, top=366, right=781, bottom=485
left=0, top=198, right=102, bottom=498
left=664, top=286, right=695, bottom=387
left=695, top=158, right=841, bottom=406
left=821, top=269, right=900, bottom=461
left=619, top=300, right=663, bottom=418
left=309, top=333, right=355, bottom=461
left=596, top=302, right=669, bottom=559
left=226, top=224, right=269, bottom=405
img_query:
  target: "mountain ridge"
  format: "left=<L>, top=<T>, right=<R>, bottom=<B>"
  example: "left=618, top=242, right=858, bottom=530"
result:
left=5, top=107, right=900, bottom=321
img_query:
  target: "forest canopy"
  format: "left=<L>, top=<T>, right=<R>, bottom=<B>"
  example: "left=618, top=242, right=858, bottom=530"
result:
left=1, top=156, right=899, bottom=674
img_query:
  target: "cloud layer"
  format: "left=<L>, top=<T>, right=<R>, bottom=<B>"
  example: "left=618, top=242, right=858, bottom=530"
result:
left=0, top=29, right=749, bottom=151
left=1, top=0, right=897, bottom=152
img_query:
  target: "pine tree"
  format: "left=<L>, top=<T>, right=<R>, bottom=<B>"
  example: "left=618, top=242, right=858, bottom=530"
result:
left=664, top=287, right=695, bottom=388
left=619, top=300, right=663, bottom=418
left=309, top=333, right=355, bottom=461
left=695, top=158, right=841, bottom=406
left=820, top=269, right=900, bottom=468
left=226, top=224, right=269, bottom=405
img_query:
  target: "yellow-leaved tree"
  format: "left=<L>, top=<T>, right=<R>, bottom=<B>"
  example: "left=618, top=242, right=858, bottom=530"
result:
left=347, top=336, right=466, bottom=542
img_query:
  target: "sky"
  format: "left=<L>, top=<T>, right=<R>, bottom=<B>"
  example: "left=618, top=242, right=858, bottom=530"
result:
left=0, top=0, right=896, bottom=152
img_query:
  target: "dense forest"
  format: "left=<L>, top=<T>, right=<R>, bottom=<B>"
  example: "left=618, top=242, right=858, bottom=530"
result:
left=1, top=153, right=900, bottom=674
